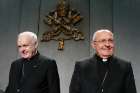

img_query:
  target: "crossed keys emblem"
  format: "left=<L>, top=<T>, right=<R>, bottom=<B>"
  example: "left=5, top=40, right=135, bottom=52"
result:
left=41, top=0, right=85, bottom=50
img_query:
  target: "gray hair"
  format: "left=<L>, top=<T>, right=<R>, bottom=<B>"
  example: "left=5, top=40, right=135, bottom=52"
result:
left=92, top=29, right=113, bottom=41
left=18, top=31, right=38, bottom=45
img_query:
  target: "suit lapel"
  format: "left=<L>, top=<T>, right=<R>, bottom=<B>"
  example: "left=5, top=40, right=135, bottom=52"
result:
left=20, top=57, right=40, bottom=86
left=89, top=56, right=102, bottom=91
left=103, top=56, right=119, bottom=89
left=90, top=55, right=120, bottom=92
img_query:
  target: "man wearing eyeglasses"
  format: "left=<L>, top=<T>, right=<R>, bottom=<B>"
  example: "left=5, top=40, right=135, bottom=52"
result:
left=69, top=29, right=137, bottom=93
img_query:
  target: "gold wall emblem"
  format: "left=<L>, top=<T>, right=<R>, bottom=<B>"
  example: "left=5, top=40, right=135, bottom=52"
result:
left=41, top=0, right=84, bottom=50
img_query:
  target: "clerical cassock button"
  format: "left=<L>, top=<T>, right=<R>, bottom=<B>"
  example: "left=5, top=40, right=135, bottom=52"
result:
left=17, top=89, right=20, bottom=92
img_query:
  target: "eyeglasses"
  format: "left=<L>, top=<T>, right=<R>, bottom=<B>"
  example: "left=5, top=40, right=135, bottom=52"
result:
left=94, top=39, right=114, bottom=44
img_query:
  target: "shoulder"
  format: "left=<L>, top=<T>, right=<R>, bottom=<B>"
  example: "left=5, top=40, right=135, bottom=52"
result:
left=113, top=56, right=132, bottom=70
left=114, top=56, right=131, bottom=65
left=38, top=54, right=55, bottom=62
left=11, top=58, right=23, bottom=65
left=75, top=57, right=94, bottom=68
left=38, top=54, right=57, bottom=66
left=9, top=58, right=23, bottom=69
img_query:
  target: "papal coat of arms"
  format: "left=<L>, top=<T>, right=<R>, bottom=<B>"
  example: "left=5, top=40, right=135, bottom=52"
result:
left=41, top=0, right=85, bottom=50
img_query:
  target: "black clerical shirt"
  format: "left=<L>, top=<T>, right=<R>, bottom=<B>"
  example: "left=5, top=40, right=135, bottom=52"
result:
left=95, top=55, right=112, bottom=93
left=96, top=55, right=113, bottom=84
left=20, top=52, right=40, bottom=86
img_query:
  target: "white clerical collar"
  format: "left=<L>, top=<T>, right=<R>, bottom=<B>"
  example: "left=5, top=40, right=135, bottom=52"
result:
left=102, top=58, right=108, bottom=63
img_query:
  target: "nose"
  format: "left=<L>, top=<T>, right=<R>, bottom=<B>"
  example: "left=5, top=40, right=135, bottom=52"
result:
left=104, top=41, right=111, bottom=47
left=18, top=46, right=25, bottom=52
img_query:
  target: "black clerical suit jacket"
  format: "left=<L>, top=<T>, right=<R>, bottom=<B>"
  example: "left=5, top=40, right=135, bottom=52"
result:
left=70, top=55, right=137, bottom=93
left=5, top=53, right=60, bottom=93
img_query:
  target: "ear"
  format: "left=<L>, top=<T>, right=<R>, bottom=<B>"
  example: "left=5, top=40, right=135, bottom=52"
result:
left=91, top=41, right=95, bottom=49
left=35, top=41, right=38, bottom=49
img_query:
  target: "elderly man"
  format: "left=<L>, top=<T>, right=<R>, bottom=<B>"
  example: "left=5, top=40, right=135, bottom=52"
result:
left=5, top=31, right=60, bottom=93
left=69, top=29, right=137, bottom=93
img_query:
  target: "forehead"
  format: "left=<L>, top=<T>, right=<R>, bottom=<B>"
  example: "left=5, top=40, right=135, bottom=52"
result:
left=95, top=31, right=113, bottom=40
left=17, top=35, right=33, bottom=45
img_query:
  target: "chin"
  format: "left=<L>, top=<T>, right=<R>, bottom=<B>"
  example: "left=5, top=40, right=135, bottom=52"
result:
left=103, top=54, right=112, bottom=58
left=22, top=56, right=28, bottom=59
left=21, top=55, right=30, bottom=59
left=101, top=53, right=112, bottom=57
left=101, top=56, right=109, bottom=59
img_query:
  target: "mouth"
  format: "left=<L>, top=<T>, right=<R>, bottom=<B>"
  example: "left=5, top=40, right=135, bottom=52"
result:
left=102, top=48, right=112, bottom=51
left=21, top=50, right=28, bottom=55
left=103, top=47, right=113, bottom=50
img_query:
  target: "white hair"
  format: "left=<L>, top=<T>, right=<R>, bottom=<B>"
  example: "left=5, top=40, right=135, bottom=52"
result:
left=92, top=29, right=113, bottom=41
left=18, top=31, right=38, bottom=45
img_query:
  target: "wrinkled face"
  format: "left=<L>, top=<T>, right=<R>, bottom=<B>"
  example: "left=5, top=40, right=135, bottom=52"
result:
left=17, top=35, right=37, bottom=59
left=91, top=31, right=114, bottom=59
